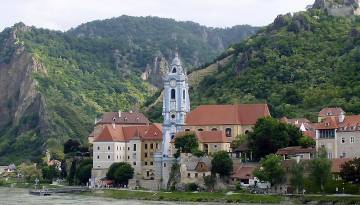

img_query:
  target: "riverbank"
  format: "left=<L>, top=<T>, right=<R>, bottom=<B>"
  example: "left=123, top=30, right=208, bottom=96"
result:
left=84, top=189, right=283, bottom=203
left=83, top=189, right=360, bottom=204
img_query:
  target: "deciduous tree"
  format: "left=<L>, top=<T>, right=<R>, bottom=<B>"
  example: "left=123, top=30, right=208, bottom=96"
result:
left=254, top=154, right=285, bottom=186
left=211, top=151, right=233, bottom=177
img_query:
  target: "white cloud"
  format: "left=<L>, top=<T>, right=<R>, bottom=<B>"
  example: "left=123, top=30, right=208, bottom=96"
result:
left=0, top=0, right=314, bottom=31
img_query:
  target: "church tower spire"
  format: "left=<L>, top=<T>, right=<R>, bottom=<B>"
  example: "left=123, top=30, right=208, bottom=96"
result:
left=162, top=52, right=190, bottom=157
left=154, top=52, right=190, bottom=189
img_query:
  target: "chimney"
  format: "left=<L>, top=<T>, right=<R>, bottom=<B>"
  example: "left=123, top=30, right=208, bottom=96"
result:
left=339, top=111, right=345, bottom=123
left=118, top=110, right=122, bottom=118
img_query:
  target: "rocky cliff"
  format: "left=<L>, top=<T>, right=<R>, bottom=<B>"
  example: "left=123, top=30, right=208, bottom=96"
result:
left=0, top=24, right=50, bottom=163
left=313, top=0, right=360, bottom=16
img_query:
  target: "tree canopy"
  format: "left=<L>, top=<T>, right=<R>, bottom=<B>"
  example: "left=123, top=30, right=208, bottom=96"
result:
left=309, top=149, right=332, bottom=192
left=248, top=117, right=304, bottom=159
left=254, top=154, right=285, bottom=186
left=174, top=132, right=199, bottom=154
left=211, top=151, right=233, bottom=177
left=107, top=162, right=134, bottom=185
left=340, top=158, right=360, bottom=184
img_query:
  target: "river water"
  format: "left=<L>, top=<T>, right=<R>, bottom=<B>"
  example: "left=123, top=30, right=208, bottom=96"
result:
left=0, top=187, right=239, bottom=205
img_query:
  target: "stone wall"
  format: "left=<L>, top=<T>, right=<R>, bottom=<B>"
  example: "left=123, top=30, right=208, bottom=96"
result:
left=128, top=179, right=161, bottom=190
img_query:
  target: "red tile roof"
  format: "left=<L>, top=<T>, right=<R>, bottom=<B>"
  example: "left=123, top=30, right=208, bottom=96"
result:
left=303, top=131, right=316, bottom=139
left=94, top=124, right=162, bottom=142
left=186, top=104, right=270, bottom=126
left=276, top=146, right=315, bottom=155
left=319, top=107, right=344, bottom=117
left=232, top=164, right=258, bottom=179
left=338, top=115, right=360, bottom=131
left=196, top=131, right=228, bottom=143
left=331, top=158, right=351, bottom=173
left=281, top=117, right=310, bottom=125
left=143, top=124, right=163, bottom=141
left=315, top=117, right=339, bottom=130
left=94, top=125, right=125, bottom=142
left=96, top=111, right=150, bottom=125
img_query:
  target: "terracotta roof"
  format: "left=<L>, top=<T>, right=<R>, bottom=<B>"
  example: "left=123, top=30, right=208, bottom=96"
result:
left=94, top=124, right=162, bottom=142
left=175, top=131, right=228, bottom=143
left=319, top=107, right=344, bottom=117
left=122, top=126, right=147, bottom=141
left=94, top=125, right=125, bottom=142
left=186, top=104, right=270, bottom=126
left=331, top=158, right=351, bottom=173
left=232, top=164, right=258, bottom=179
left=338, top=115, right=360, bottom=131
left=196, top=131, right=228, bottom=143
left=315, top=117, right=339, bottom=130
left=276, top=146, right=315, bottom=155
left=96, top=111, right=150, bottom=125
left=143, top=123, right=163, bottom=141
left=281, top=117, right=310, bottom=125
left=303, top=131, right=316, bottom=139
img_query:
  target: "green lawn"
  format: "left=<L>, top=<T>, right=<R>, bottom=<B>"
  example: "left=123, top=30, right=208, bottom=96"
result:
left=297, top=195, right=360, bottom=205
left=87, top=189, right=283, bottom=203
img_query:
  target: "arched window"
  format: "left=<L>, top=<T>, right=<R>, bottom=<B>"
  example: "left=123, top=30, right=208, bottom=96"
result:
left=171, top=89, right=176, bottom=99
left=211, top=128, right=218, bottom=131
left=225, top=128, right=232, bottom=137
left=172, top=67, right=177, bottom=73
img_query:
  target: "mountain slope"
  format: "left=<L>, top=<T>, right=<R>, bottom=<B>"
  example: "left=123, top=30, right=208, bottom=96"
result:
left=0, top=17, right=257, bottom=164
left=189, top=9, right=360, bottom=121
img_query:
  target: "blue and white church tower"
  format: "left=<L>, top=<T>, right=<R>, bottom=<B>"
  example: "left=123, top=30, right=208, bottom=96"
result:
left=154, top=52, right=190, bottom=189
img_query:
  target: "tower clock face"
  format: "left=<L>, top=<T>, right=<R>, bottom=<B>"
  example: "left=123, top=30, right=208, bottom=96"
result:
left=170, top=79, right=176, bottom=87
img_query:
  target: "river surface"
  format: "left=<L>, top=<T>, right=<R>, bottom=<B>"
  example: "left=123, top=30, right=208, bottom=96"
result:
left=0, top=187, right=249, bottom=205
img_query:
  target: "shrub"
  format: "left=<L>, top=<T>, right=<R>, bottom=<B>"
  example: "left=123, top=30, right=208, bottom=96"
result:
left=186, top=183, right=199, bottom=191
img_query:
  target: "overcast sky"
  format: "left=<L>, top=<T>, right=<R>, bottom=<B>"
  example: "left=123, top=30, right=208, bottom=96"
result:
left=1, top=0, right=314, bottom=31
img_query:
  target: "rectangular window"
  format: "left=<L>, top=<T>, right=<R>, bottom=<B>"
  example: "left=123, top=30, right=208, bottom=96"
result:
left=156, top=143, right=159, bottom=149
left=145, top=153, right=148, bottom=158
left=133, top=144, right=136, bottom=151
left=150, top=161, right=153, bottom=165
left=187, top=173, right=190, bottom=178
left=341, top=137, right=345, bottom=144
left=145, top=162, right=148, bottom=166
left=150, top=143, right=154, bottom=149
left=195, top=173, right=198, bottom=178
left=319, top=129, right=335, bottom=139
left=133, top=162, right=136, bottom=166
left=145, top=144, right=148, bottom=149
left=351, top=137, right=355, bottom=143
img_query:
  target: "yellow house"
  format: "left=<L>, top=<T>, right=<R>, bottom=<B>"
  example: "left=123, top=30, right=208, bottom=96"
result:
left=174, top=131, right=231, bottom=155
left=184, top=104, right=270, bottom=142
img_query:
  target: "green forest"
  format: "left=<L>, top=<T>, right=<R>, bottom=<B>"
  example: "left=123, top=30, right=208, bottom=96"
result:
left=188, top=9, right=360, bottom=122
left=0, top=16, right=257, bottom=164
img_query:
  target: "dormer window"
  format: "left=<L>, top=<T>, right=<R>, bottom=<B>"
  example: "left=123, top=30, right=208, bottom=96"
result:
left=325, top=122, right=330, bottom=127
left=327, top=112, right=331, bottom=116
left=172, top=67, right=177, bottom=73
